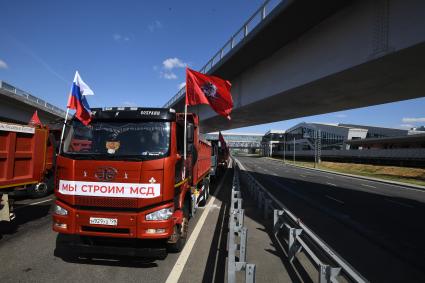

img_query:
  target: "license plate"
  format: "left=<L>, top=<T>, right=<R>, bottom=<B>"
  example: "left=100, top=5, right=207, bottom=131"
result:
left=89, top=217, right=118, bottom=226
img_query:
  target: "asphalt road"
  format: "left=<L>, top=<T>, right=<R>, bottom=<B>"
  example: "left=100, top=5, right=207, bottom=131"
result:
left=235, top=155, right=425, bottom=283
left=0, top=168, right=233, bottom=283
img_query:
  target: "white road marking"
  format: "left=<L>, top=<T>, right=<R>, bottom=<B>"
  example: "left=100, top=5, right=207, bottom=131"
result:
left=165, top=166, right=228, bottom=283
left=300, top=174, right=307, bottom=178
left=212, top=203, right=227, bottom=282
left=272, top=173, right=278, bottom=176
left=361, top=184, right=376, bottom=189
left=326, top=182, right=337, bottom=187
left=15, top=198, right=54, bottom=209
left=385, top=199, right=414, bottom=209
left=324, top=175, right=334, bottom=180
left=325, top=195, right=345, bottom=204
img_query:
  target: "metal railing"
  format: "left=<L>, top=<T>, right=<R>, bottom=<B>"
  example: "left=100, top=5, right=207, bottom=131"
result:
left=163, top=0, right=284, bottom=108
left=233, top=158, right=368, bottom=283
left=227, top=163, right=256, bottom=283
left=0, top=80, right=66, bottom=117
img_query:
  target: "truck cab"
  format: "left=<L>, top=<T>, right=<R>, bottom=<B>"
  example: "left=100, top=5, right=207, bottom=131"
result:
left=53, top=107, right=211, bottom=259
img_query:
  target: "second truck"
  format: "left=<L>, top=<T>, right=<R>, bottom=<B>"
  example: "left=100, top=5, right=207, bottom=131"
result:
left=53, top=107, right=212, bottom=258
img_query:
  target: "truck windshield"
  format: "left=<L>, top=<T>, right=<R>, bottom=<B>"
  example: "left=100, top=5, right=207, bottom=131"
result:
left=62, top=120, right=170, bottom=160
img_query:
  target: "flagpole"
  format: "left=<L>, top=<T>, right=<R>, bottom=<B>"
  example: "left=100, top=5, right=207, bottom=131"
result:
left=58, top=107, right=69, bottom=154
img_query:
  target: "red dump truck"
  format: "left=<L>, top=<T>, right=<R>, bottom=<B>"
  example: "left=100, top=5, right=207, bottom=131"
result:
left=53, top=107, right=211, bottom=259
left=0, top=121, right=56, bottom=221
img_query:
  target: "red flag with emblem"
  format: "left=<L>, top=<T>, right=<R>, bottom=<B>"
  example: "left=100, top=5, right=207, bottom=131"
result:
left=29, top=110, right=42, bottom=127
left=185, top=68, right=233, bottom=120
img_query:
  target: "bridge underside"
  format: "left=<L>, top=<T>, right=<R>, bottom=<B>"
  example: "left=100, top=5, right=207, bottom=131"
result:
left=169, top=0, right=425, bottom=133
left=200, top=42, right=425, bottom=133
left=0, top=90, right=63, bottom=124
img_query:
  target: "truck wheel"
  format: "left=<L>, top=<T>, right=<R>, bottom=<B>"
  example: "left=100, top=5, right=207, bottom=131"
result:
left=31, top=182, right=49, bottom=198
left=31, top=175, right=54, bottom=198
left=167, top=205, right=189, bottom=253
left=54, top=234, right=78, bottom=262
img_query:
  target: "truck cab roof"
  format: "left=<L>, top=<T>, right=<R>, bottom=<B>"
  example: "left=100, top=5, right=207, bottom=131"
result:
left=90, top=107, right=176, bottom=121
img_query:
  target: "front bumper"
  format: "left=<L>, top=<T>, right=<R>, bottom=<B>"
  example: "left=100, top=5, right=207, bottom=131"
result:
left=52, top=200, right=175, bottom=239
left=54, top=234, right=167, bottom=259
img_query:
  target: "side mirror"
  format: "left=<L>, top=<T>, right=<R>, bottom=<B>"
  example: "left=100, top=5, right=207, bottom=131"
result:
left=187, top=123, right=194, bottom=143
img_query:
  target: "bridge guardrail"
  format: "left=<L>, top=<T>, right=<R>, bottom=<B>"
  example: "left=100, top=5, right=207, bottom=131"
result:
left=164, top=0, right=285, bottom=108
left=233, top=157, right=368, bottom=283
left=0, top=80, right=66, bottom=117
left=227, top=161, right=256, bottom=283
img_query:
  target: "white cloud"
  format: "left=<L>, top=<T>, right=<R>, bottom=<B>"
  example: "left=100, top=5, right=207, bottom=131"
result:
left=113, top=33, right=131, bottom=42
left=148, top=20, right=162, bottom=32
left=161, top=71, right=177, bottom=80
left=163, top=57, right=187, bottom=70
left=402, top=117, right=425, bottom=123
left=400, top=124, right=414, bottom=129
left=113, top=34, right=122, bottom=41
left=0, top=59, right=8, bottom=69
left=178, top=82, right=186, bottom=89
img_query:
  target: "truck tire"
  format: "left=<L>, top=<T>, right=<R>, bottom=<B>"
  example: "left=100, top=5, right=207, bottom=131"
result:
left=31, top=174, right=54, bottom=198
left=54, top=234, right=79, bottom=262
left=167, top=205, right=189, bottom=253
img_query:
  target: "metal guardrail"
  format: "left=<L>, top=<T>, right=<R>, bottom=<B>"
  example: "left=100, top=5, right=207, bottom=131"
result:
left=163, top=0, right=284, bottom=108
left=0, top=80, right=66, bottom=117
left=234, top=158, right=368, bottom=283
left=227, top=163, right=256, bottom=283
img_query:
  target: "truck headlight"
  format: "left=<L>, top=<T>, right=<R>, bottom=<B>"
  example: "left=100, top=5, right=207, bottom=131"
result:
left=54, top=204, right=68, bottom=216
left=146, top=207, right=173, bottom=221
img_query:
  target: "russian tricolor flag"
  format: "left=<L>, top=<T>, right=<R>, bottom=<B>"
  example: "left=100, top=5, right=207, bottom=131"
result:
left=67, top=71, right=94, bottom=125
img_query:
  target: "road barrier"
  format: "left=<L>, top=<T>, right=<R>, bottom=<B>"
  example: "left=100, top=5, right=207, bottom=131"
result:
left=234, top=158, right=368, bottom=283
left=227, top=164, right=256, bottom=283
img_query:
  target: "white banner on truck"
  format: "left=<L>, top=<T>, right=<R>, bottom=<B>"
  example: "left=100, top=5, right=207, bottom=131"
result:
left=0, top=122, right=35, bottom=134
left=58, top=180, right=161, bottom=199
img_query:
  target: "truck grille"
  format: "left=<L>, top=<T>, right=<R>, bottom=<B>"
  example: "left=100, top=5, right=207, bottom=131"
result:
left=75, top=196, right=138, bottom=208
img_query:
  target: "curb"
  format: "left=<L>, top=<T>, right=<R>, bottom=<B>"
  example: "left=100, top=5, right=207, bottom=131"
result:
left=265, top=157, right=425, bottom=191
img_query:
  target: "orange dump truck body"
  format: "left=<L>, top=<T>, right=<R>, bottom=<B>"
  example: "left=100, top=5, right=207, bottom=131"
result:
left=0, top=122, right=53, bottom=190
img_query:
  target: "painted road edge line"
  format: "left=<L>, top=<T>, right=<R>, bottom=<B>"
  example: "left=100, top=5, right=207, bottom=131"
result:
left=325, top=195, right=345, bottom=204
left=361, top=184, right=376, bottom=189
left=165, top=164, right=229, bottom=283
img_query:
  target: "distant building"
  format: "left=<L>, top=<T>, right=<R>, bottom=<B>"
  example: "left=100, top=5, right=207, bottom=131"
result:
left=260, top=122, right=425, bottom=167
left=261, top=123, right=363, bottom=156
left=410, top=126, right=425, bottom=133
left=346, top=133, right=425, bottom=149
left=261, top=130, right=286, bottom=156
left=339, top=123, right=408, bottom=138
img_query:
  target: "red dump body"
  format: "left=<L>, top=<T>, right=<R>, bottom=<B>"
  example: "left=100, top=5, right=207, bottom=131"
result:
left=0, top=122, right=54, bottom=190
left=192, top=139, right=212, bottom=185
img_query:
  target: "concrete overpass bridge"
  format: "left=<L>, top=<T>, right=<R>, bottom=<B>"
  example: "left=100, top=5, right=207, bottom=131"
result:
left=165, top=0, right=425, bottom=133
left=0, top=81, right=65, bottom=124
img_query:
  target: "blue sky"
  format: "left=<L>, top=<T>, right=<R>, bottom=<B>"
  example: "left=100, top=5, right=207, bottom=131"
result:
left=0, top=0, right=424, bottom=134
